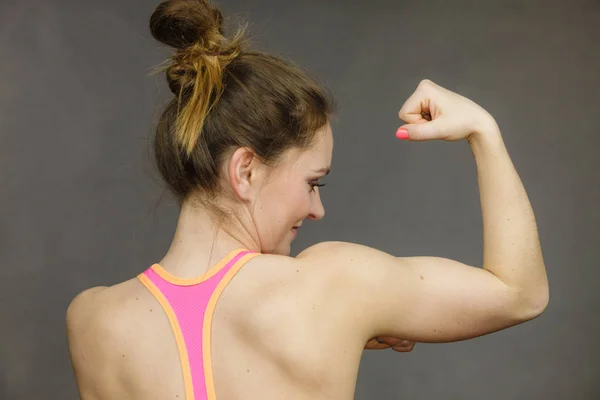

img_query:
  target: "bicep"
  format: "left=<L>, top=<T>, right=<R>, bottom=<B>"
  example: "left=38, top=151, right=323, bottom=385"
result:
left=370, top=255, right=525, bottom=343
left=300, top=241, right=535, bottom=344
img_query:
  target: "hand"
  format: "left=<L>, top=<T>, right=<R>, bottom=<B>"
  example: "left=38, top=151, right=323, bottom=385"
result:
left=396, top=79, right=498, bottom=142
left=365, top=336, right=416, bottom=352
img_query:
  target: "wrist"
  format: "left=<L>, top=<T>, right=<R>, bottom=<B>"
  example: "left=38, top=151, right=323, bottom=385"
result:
left=467, top=117, right=505, bottom=156
left=467, top=114, right=501, bottom=140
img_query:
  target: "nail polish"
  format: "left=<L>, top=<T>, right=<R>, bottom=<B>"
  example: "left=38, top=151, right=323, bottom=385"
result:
left=396, top=128, right=409, bottom=140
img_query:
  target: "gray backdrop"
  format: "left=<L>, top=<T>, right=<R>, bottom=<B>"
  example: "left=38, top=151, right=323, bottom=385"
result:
left=1, top=0, right=598, bottom=399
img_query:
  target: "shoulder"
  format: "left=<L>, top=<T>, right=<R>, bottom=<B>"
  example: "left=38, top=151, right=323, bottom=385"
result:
left=66, top=286, right=110, bottom=339
left=66, top=285, right=107, bottom=315
left=296, top=240, right=383, bottom=262
left=66, top=283, right=135, bottom=338
left=67, top=279, right=146, bottom=352
left=291, top=241, right=397, bottom=342
left=67, top=284, right=125, bottom=358
left=292, top=241, right=407, bottom=316
left=296, top=240, right=351, bottom=257
left=238, top=242, right=365, bottom=290
left=295, top=240, right=395, bottom=281
left=292, top=240, right=391, bottom=302
left=66, top=280, right=144, bottom=396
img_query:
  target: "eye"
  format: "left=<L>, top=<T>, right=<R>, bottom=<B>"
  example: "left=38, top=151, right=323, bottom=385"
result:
left=309, top=182, right=327, bottom=193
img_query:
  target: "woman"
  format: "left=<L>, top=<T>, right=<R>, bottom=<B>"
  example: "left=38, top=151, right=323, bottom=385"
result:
left=66, top=0, right=549, bottom=399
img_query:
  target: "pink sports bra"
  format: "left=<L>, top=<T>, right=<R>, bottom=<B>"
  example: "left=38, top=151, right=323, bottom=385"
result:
left=137, top=248, right=261, bottom=400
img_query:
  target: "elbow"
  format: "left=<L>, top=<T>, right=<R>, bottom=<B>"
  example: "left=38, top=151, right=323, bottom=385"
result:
left=528, top=292, right=549, bottom=317
left=515, top=286, right=550, bottom=321
left=531, top=279, right=550, bottom=315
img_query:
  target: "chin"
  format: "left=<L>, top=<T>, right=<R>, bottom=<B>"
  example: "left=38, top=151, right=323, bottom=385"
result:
left=259, top=232, right=294, bottom=256
left=267, top=241, right=292, bottom=256
left=273, top=246, right=291, bottom=257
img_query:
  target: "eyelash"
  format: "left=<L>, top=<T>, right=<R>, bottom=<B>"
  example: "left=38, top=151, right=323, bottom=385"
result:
left=309, top=182, right=327, bottom=192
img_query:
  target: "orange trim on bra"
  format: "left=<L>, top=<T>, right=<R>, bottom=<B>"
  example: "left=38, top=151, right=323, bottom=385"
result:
left=203, top=252, right=262, bottom=400
left=150, top=248, right=249, bottom=286
left=137, top=273, right=195, bottom=399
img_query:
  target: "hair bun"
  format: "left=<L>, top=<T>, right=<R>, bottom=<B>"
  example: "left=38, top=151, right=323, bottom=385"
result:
left=150, top=0, right=225, bottom=50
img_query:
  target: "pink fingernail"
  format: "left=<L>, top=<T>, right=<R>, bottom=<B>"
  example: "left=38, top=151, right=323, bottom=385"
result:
left=396, top=128, right=409, bottom=140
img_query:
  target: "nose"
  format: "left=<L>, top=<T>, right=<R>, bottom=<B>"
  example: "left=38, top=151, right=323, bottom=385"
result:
left=307, top=189, right=325, bottom=221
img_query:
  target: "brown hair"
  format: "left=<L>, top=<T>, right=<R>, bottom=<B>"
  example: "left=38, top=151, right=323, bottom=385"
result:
left=149, top=0, right=335, bottom=215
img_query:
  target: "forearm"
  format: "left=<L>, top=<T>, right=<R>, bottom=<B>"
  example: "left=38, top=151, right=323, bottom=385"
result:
left=468, top=121, right=549, bottom=309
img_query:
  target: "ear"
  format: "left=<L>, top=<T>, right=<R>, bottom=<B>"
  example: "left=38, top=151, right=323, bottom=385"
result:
left=227, top=147, right=266, bottom=200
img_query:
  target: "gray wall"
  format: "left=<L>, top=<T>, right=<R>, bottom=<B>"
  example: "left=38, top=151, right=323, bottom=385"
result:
left=1, top=0, right=598, bottom=398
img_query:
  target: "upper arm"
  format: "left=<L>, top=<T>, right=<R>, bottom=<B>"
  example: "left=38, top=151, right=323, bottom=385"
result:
left=297, top=241, right=546, bottom=343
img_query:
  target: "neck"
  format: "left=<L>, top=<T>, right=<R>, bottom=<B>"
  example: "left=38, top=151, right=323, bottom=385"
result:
left=158, top=200, right=260, bottom=277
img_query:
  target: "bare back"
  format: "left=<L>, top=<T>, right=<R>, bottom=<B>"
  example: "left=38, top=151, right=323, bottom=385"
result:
left=67, top=250, right=364, bottom=400
left=67, top=238, right=547, bottom=399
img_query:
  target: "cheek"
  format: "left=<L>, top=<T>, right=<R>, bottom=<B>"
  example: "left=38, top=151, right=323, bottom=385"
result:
left=288, top=186, right=312, bottom=214
left=255, top=184, right=308, bottom=228
left=265, top=185, right=311, bottom=225
left=252, top=186, right=309, bottom=254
